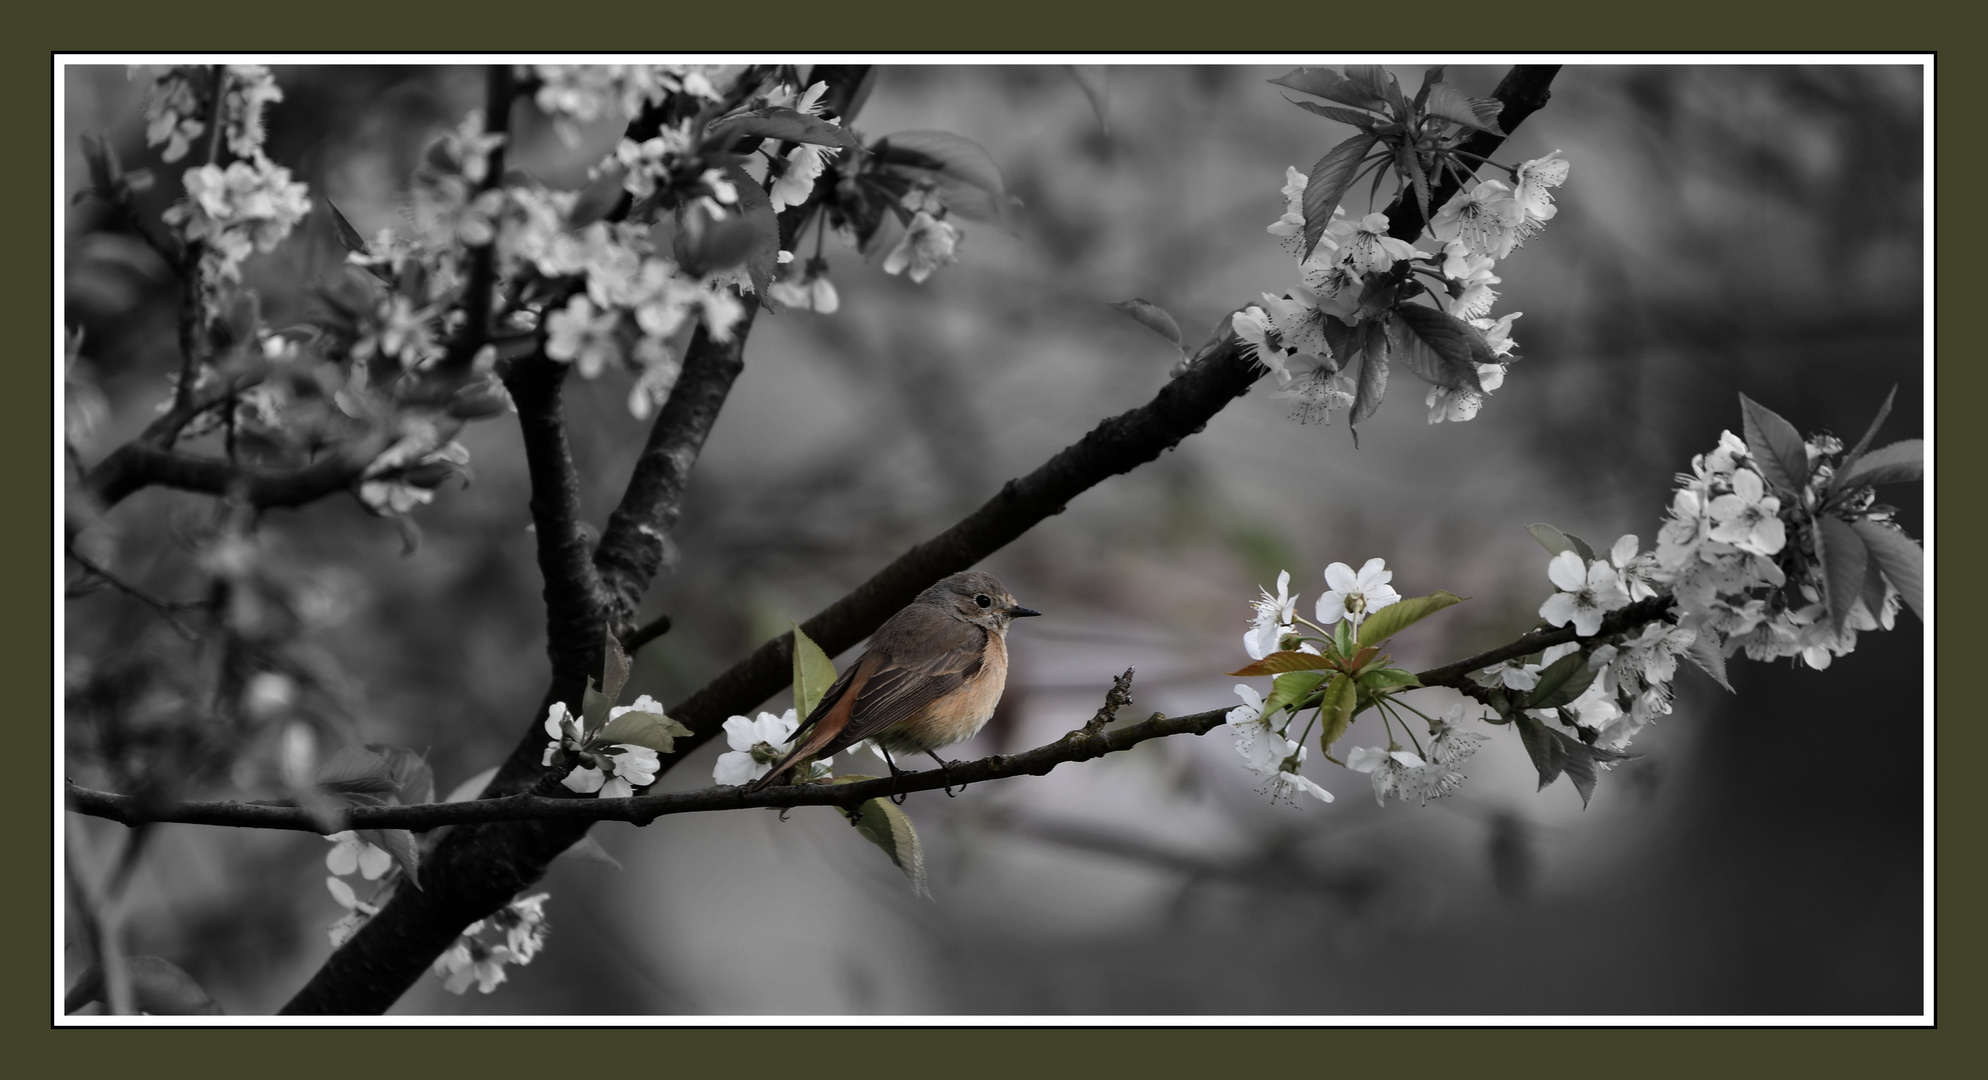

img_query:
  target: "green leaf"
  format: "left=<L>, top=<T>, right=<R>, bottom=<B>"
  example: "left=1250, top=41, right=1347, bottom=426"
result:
left=1288, top=98, right=1383, bottom=131
left=1342, top=65, right=1408, bottom=119
left=1813, top=514, right=1870, bottom=630
left=357, top=827, right=421, bottom=889
left=1386, top=305, right=1485, bottom=392
left=442, top=765, right=501, bottom=804
left=1301, top=133, right=1380, bottom=262
left=1333, top=619, right=1356, bottom=658
left=707, top=106, right=863, bottom=151
left=1397, top=143, right=1433, bottom=221
left=871, top=130, right=1020, bottom=227
left=558, top=834, right=623, bottom=871
left=839, top=798, right=929, bottom=899
left=1683, top=631, right=1734, bottom=692
left=1422, top=82, right=1506, bottom=134
left=1514, top=713, right=1630, bottom=808
left=1738, top=393, right=1810, bottom=498
left=1412, top=66, right=1446, bottom=110
left=1833, top=439, right=1922, bottom=491
left=1523, top=650, right=1597, bottom=711
left=364, top=744, right=434, bottom=806
left=1832, top=385, right=1896, bottom=487
left=1268, top=66, right=1390, bottom=112
left=790, top=622, right=840, bottom=719
left=582, top=679, right=613, bottom=735
left=314, top=747, right=398, bottom=797
left=1262, top=671, right=1329, bottom=717
left=1315, top=673, right=1360, bottom=755
left=1348, top=325, right=1390, bottom=429
left=1357, top=591, right=1466, bottom=648
left=67, top=957, right=224, bottom=1016
left=1108, top=298, right=1186, bottom=355
left=1851, top=518, right=1923, bottom=622
left=1228, top=650, right=1336, bottom=677
left=600, top=628, right=631, bottom=704
left=1066, top=66, right=1110, bottom=132
left=596, top=708, right=692, bottom=754
left=1357, top=666, right=1422, bottom=692
left=1526, top=523, right=1597, bottom=565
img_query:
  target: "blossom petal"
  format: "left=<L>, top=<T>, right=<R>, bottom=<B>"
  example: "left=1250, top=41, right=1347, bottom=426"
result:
left=1547, top=550, right=1587, bottom=592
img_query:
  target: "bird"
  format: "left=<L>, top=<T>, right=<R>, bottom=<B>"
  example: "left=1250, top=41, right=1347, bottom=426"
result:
left=746, top=570, right=1040, bottom=794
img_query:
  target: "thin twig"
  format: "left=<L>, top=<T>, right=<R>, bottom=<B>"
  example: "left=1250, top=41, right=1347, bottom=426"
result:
left=64, top=545, right=205, bottom=641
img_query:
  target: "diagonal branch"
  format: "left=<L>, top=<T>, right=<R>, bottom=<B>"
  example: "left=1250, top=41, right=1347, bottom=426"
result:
left=1384, top=64, right=1561, bottom=242
left=79, top=435, right=386, bottom=512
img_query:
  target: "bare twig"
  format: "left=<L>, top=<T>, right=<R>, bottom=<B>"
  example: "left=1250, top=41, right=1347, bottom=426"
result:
left=64, top=545, right=205, bottom=641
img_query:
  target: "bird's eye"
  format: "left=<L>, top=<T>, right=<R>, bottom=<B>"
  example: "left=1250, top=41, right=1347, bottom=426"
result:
left=975, top=594, right=993, bottom=609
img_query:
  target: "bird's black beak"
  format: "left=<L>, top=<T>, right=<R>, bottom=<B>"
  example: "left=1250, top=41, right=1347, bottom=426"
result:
left=1006, top=605, right=1043, bottom=618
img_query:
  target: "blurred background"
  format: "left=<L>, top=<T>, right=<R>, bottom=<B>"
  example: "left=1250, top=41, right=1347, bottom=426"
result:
left=62, top=63, right=1924, bottom=1016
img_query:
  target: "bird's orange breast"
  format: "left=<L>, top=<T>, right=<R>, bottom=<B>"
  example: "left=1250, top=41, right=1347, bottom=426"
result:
left=886, top=631, right=1009, bottom=754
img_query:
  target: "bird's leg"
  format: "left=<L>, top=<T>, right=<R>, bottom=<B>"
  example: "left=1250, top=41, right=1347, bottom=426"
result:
left=881, top=747, right=909, bottom=806
left=925, top=750, right=961, bottom=798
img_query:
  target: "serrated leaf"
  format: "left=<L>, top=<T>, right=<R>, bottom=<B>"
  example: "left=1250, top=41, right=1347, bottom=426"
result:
left=1108, top=298, right=1185, bottom=353
left=1066, top=66, right=1109, bottom=132
left=364, top=744, right=434, bottom=806
left=1348, top=326, right=1390, bottom=429
left=1422, top=82, right=1506, bottom=134
left=1342, top=65, right=1408, bottom=119
left=1514, top=713, right=1629, bottom=808
left=1684, top=629, right=1734, bottom=692
left=1228, top=650, right=1337, bottom=677
left=314, top=747, right=397, bottom=794
left=1357, top=666, right=1422, bottom=691
left=1386, top=305, right=1484, bottom=392
left=582, top=680, right=613, bottom=735
left=1833, top=439, right=1922, bottom=491
left=559, top=834, right=623, bottom=871
left=442, top=765, right=501, bottom=804
left=1288, top=99, right=1383, bottom=131
left=1262, top=671, right=1329, bottom=717
left=1738, top=393, right=1810, bottom=498
left=1813, top=514, right=1870, bottom=630
left=1524, top=649, right=1598, bottom=711
left=1833, top=385, right=1897, bottom=485
left=357, top=827, right=420, bottom=889
left=1851, top=519, right=1923, bottom=621
left=1527, top=523, right=1597, bottom=564
left=789, top=622, right=841, bottom=719
left=1315, top=673, right=1360, bottom=754
left=1320, top=314, right=1362, bottom=364
left=1357, top=590, right=1466, bottom=648
left=872, top=130, right=1019, bottom=227
left=1269, top=66, right=1389, bottom=112
left=325, top=199, right=373, bottom=260
left=596, top=709, right=691, bottom=754
left=725, top=163, right=780, bottom=299
left=840, top=797, right=928, bottom=899
left=1397, top=143, right=1432, bottom=220
left=708, top=106, right=863, bottom=151
left=1413, top=66, right=1446, bottom=110
left=1301, top=133, right=1379, bottom=262
left=68, top=956, right=224, bottom=1016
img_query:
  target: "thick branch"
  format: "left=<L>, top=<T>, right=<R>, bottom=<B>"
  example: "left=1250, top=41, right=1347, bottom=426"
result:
left=80, top=437, right=383, bottom=511
left=502, top=354, right=609, bottom=701
left=1385, top=65, right=1561, bottom=242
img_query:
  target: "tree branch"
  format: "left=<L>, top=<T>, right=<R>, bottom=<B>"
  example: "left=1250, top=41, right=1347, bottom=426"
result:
left=502, top=353, right=610, bottom=702
left=1384, top=65, right=1562, bottom=242
left=79, top=435, right=386, bottom=512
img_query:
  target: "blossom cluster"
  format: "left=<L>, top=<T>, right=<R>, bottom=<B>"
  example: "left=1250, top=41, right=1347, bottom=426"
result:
left=146, top=67, right=311, bottom=289
left=1245, top=150, right=1566, bottom=427
left=529, top=63, right=724, bottom=139
left=1655, top=429, right=1905, bottom=669
left=1344, top=704, right=1486, bottom=806
left=429, top=892, right=551, bottom=994
left=542, top=697, right=666, bottom=798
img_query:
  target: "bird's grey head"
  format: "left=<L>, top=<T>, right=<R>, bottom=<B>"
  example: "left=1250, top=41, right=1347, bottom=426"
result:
left=925, top=571, right=1042, bottom=630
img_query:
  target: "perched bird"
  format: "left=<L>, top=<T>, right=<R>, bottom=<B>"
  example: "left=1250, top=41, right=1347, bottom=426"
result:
left=747, top=571, right=1040, bottom=793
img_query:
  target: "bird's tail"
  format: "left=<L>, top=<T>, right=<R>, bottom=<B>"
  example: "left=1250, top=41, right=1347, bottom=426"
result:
left=744, top=718, right=842, bottom=794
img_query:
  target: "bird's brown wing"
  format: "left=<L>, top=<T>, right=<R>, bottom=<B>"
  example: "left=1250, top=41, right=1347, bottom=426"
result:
left=815, top=619, right=988, bottom=757
left=746, top=652, right=872, bottom=793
